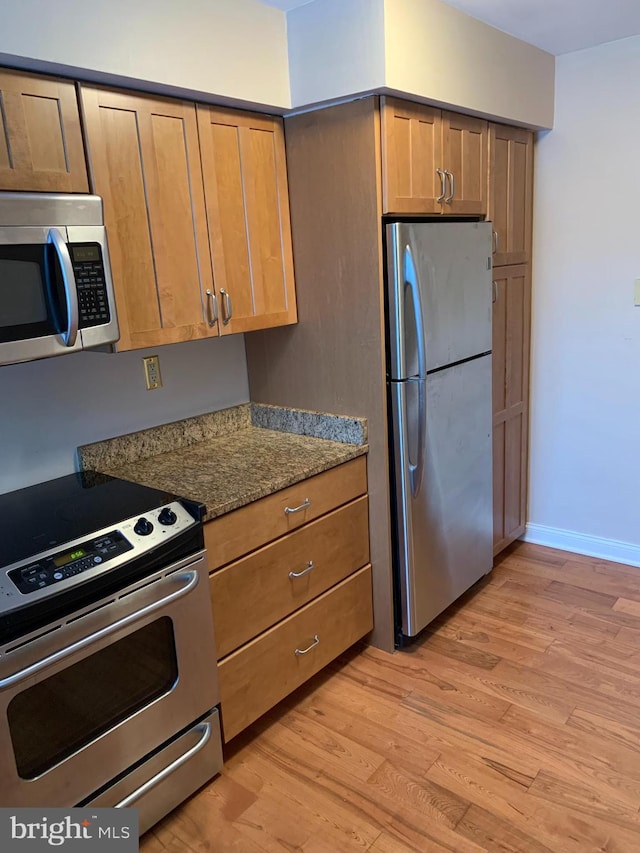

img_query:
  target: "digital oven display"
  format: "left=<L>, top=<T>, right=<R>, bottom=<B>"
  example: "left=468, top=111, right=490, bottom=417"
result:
left=53, top=548, right=86, bottom=568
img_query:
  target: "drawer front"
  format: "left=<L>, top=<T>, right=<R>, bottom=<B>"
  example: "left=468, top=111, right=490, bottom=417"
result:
left=204, top=456, right=367, bottom=570
left=218, top=565, right=373, bottom=741
left=211, top=496, right=370, bottom=658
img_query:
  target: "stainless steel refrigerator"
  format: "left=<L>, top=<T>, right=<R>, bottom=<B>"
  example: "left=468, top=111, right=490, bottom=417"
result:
left=387, top=221, right=493, bottom=641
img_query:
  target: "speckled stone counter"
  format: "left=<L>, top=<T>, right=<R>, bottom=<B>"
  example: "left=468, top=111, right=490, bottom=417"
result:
left=77, top=404, right=368, bottom=522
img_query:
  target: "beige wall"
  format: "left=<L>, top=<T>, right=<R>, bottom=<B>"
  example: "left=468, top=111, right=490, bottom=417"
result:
left=383, top=0, right=554, bottom=129
left=0, top=0, right=291, bottom=109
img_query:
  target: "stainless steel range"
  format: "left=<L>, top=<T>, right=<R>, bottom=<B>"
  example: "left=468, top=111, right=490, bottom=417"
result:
left=0, top=471, right=222, bottom=831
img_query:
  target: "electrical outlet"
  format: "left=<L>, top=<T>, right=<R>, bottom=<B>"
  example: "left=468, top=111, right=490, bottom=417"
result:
left=143, top=355, right=162, bottom=390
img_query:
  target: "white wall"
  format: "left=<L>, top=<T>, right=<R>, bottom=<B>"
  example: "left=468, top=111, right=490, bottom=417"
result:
left=287, top=0, right=554, bottom=128
left=0, top=336, right=249, bottom=494
left=529, top=35, right=640, bottom=564
left=0, top=0, right=291, bottom=109
left=383, top=0, right=554, bottom=129
left=287, top=0, right=386, bottom=107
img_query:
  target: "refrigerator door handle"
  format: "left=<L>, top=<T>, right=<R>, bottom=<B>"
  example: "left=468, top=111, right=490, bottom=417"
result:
left=403, top=244, right=427, bottom=380
left=408, top=378, right=426, bottom=498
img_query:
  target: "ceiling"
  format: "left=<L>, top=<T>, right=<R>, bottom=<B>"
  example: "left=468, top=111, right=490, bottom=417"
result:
left=258, top=0, right=640, bottom=55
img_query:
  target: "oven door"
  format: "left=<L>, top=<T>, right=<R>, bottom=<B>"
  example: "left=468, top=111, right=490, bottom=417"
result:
left=0, top=225, right=83, bottom=365
left=0, top=549, right=219, bottom=807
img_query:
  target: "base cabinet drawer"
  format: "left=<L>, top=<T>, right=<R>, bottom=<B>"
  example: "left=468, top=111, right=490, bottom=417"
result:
left=218, top=565, right=373, bottom=741
left=204, top=456, right=367, bottom=570
left=211, top=496, right=370, bottom=658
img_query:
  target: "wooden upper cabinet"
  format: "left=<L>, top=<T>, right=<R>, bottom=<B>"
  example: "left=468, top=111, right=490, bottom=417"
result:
left=488, top=124, right=533, bottom=267
left=0, top=68, right=88, bottom=192
left=492, top=264, right=531, bottom=555
left=381, top=98, right=443, bottom=214
left=381, top=97, right=487, bottom=215
left=80, top=86, right=214, bottom=350
left=197, top=106, right=297, bottom=334
left=442, top=111, right=487, bottom=215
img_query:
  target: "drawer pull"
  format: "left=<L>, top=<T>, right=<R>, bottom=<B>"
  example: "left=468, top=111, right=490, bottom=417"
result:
left=289, top=560, right=315, bottom=579
left=295, top=634, right=319, bottom=656
left=284, top=498, right=311, bottom=516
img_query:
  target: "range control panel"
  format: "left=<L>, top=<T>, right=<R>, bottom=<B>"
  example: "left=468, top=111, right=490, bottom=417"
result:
left=7, top=501, right=196, bottom=596
left=71, top=243, right=111, bottom=328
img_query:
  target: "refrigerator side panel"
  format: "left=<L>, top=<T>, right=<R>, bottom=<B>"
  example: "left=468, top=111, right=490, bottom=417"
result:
left=401, top=221, right=493, bottom=372
left=392, top=355, right=493, bottom=638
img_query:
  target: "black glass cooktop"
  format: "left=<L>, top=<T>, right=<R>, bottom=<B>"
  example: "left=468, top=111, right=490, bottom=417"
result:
left=0, top=471, right=202, bottom=570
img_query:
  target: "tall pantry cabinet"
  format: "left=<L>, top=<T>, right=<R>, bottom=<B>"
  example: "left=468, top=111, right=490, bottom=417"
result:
left=246, top=97, right=535, bottom=651
left=488, top=124, right=534, bottom=554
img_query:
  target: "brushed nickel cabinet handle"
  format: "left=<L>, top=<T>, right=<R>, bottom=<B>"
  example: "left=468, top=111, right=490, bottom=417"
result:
left=492, top=281, right=498, bottom=303
left=444, top=170, right=454, bottom=203
left=206, top=289, right=218, bottom=326
left=220, top=288, right=232, bottom=325
left=492, top=230, right=499, bottom=254
left=436, top=168, right=446, bottom=203
left=295, top=634, right=319, bottom=656
left=284, top=498, right=311, bottom=515
left=289, top=561, right=315, bottom=579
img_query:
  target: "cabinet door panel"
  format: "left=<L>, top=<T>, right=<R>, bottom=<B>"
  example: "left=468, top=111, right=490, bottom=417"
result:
left=81, top=87, right=213, bottom=350
left=381, top=97, right=443, bottom=214
left=489, top=124, right=533, bottom=266
left=442, top=112, right=487, bottom=215
left=0, top=69, right=88, bottom=192
left=492, top=265, right=531, bottom=554
left=198, top=106, right=297, bottom=334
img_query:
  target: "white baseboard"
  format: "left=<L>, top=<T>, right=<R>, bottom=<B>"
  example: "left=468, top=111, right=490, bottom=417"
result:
left=523, top=523, right=640, bottom=568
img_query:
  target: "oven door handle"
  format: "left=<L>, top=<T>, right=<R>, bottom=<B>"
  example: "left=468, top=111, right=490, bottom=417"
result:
left=0, top=570, right=199, bottom=690
left=114, top=720, right=212, bottom=809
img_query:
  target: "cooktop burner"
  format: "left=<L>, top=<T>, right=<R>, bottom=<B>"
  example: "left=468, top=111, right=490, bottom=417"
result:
left=0, top=472, right=205, bottom=642
left=0, top=471, right=200, bottom=569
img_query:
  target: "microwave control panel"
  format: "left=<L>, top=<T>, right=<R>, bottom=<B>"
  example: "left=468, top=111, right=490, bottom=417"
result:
left=71, top=243, right=111, bottom=328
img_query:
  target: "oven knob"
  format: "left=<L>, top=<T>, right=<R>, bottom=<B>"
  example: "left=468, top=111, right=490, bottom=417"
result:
left=158, top=507, right=177, bottom=526
left=134, top=517, right=154, bottom=536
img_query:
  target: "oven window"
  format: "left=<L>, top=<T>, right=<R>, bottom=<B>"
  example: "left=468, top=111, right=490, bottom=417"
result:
left=7, top=617, right=178, bottom=780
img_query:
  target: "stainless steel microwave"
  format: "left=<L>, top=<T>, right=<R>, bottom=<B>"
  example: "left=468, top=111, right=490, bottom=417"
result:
left=0, top=192, right=119, bottom=366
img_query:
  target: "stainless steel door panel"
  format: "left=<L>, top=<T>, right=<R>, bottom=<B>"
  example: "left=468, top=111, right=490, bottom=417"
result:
left=0, top=551, right=219, bottom=808
left=392, top=355, right=493, bottom=637
left=86, top=709, right=223, bottom=834
left=387, top=222, right=493, bottom=377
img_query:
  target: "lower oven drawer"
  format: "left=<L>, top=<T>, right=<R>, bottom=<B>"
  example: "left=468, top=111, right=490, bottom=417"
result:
left=218, top=565, right=373, bottom=741
left=85, top=708, right=223, bottom=835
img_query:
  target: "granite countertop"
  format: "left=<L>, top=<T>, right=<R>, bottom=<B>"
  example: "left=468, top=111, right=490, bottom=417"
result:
left=78, top=403, right=368, bottom=522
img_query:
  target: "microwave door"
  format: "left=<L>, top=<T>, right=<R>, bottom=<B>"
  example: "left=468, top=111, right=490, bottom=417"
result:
left=0, top=226, right=83, bottom=366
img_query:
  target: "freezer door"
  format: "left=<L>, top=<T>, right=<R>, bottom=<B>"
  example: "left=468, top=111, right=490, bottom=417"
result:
left=387, top=221, right=492, bottom=377
left=391, top=355, right=493, bottom=638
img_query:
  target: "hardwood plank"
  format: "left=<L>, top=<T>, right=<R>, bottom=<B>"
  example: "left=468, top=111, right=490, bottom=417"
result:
left=140, top=542, right=640, bottom=852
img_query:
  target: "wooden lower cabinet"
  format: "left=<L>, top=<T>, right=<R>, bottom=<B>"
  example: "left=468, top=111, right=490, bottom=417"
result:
left=207, top=456, right=372, bottom=741
left=210, top=496, right=369, bottom=658
left=218, top=566, right=373, bottom=741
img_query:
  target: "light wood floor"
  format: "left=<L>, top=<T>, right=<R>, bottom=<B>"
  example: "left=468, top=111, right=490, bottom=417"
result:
left=141, top=541, right=640, bottom=852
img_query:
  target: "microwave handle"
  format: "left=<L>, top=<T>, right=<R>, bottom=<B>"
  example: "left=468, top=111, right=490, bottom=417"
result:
left=48, top=228, right=78, bottom=347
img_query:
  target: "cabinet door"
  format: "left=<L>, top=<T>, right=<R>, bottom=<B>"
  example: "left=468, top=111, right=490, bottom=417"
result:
left=0, top=68, right=88, bottom=192
left=197, top=106, right=297, bottom=334
left=80, top=86, right=215, bottom=350
left=492, top=264, right=531, bottom=555
left=381, top=97, right=444, bottom=214
left=442, top=111, right=487, bottom=215
left=488, top=124, right=533, bottom=267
